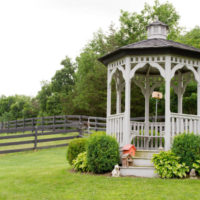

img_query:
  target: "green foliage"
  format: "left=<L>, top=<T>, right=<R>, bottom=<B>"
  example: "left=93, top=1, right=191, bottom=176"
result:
left=0, top=95, right=39, bottom=121
left=171, top=133, right=200, bottom=169
left=66, top=138, right=87, bottom=165
left=193, top=160, right=200, bottom=175
left=152, top=151, right=189, bottom=178
left=72, top=152, right=89, bottom=172
left=37, top=56, right=75, bottom=116
left=87, top=135, right=119, bottom=173
left=177, top=26, right=200, bottom=49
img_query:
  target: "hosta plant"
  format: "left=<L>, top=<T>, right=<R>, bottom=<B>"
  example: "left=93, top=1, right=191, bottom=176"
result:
left=152, top=151, right=189, bottom=178
left=72, top=152, right=89, bottom=172
left=193, top=160, right=200, bottom=175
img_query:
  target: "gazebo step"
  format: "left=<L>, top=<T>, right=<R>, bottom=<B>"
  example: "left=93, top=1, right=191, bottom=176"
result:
left=135, top=150, right=159, bottom=158
left=133, top=157, right=154, bottom=167
left=120, top=166, right=158, bottom=178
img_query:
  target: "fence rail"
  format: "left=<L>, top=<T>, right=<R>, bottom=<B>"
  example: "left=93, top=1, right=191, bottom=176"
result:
left=0, top=115, right=106, bottom=154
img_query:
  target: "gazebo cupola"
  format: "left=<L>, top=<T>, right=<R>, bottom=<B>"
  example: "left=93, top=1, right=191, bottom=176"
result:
left=147, top=17, right=168, bottom=39
left=99, top=18, right=200, bottom=151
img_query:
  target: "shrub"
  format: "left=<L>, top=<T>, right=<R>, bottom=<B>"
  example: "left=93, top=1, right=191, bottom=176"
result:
left=87, top=135, right=119, bottom=174
left=152, top=151, right=189, bottom=178
left=193, top=160, right=200, bottom=175
left=66, top=138, right=87, bottom=165
left=72, top=152, right=89, bottom=172
left=171, top=133, right=200, bottom=169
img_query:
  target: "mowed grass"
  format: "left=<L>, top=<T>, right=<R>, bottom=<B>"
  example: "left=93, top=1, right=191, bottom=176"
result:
left=0, top=148, right=200, bottom=200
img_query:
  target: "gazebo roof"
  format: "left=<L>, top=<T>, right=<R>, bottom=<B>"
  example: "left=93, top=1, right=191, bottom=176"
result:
left=99, top=38, right=200, bottom=65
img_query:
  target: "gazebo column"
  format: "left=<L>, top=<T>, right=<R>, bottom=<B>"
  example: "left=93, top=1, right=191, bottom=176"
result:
left=165, top=56, right=171, bottom=151
left=197, top=68, right=200, bottom=134
left=115, top=75, right=122, bottom=114
left=106, top=69, right=111, bottom=134
left=144, top=76, right=150, bottom=136
left=198, top=67, right=200, bottom=116
left=144, top=92, right=150, bottom=135
left=177, top=72, right=183, bottom=114
left=123, top=57, right=131, bottom=145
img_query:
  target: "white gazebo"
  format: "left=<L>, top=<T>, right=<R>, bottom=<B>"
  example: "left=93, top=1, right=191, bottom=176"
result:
left=99, top=19, right=200, bottom=151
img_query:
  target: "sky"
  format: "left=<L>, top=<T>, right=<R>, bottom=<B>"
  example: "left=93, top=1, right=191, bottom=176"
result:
left=0, top=0, right=200, bottom=97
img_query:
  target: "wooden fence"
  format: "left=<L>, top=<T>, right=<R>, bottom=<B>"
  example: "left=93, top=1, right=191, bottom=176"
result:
left=0, top=115, right=106, bottom=154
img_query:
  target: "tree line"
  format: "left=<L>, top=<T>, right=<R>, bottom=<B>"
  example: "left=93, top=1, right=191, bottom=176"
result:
left=0, top=0, right=199, bottom=122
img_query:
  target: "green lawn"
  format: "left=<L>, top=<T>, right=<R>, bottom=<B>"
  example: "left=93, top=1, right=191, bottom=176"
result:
left=0, top=148, right=200, bottom=200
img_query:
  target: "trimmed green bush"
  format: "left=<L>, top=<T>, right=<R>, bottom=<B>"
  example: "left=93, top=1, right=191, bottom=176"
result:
left=66, top=138, right=87, bottom=165
left=152, top=151, right=189, bottom=178
left=72, top=152, right=89, bottom=172
left=87, top=135, right=119, bottom=174
left=171, top=133, right=200, bottom=169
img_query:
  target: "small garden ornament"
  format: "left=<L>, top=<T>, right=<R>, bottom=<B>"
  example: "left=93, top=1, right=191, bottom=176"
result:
left=122, top=153, right=134, bottom=167
left=190, top=169, right=197, bottom=179
left=112, top=164, right=120, bottom=177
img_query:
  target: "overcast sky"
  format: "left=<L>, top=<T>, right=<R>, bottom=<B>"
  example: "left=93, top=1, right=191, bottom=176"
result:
left=0, top=0, right=200, bottom=97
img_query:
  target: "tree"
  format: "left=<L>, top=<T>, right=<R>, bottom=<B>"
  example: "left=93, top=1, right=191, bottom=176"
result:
left=36, top=56, right=76, bottom=116
left=51, top=56, right=76, bottom=93
left=177, top=26, right=200, bottom=49
left=0, top=95, right=39, bottom=121
left=69, top=0, right=181, bottom=117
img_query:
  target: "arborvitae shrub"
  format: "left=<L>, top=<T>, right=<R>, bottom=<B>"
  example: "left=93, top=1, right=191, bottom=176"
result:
left=87, top=135, right=120, bottom=173
left=171, top=133, right=200, bottom=169
left=66, top=138, right=87, bottom=165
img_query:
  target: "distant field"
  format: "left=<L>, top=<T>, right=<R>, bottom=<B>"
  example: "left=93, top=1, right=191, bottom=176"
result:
left=0, top=147, right=200, bottom=200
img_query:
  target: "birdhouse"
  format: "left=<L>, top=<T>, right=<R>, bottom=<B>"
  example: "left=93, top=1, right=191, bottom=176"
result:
left=152, top=91, right=163, bottom=99
left=122, top=144, right=136, bottom=157
left=122, top=153, right=133, bottom=167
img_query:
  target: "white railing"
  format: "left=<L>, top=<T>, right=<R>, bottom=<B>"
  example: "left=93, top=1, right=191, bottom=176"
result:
left=130, top=121, right=165, bottom=150
left=107, top=113, right=125, bottom=145
left=170, top=113, right=200, bottom=137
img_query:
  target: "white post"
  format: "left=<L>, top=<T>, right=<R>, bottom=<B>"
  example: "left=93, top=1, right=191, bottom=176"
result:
left=165, top=56, right=171, bottom=151
left=145, top=76, right=150, bottom=135
left=123, top=57, right=131, bottom=146
left=116, top=76, right=121, bottom=114
left=198, top=67, right=200, bottom=116
left=177, top=71, right=183, bottom=114
left=106, top=67, right=111, bottom=134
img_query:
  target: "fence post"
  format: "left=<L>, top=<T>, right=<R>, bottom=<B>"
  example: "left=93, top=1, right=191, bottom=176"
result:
left=16, top=120, right=17, bottom=132
left=64, top=115, right=67, bottom=131
left=87, top=117, right=90, bottom=134
left=95, top=118, right=97, bottom=132
left=42, top=116, right=44, bottom=133
left=23, top=118, right=25, bottom=133
left=53, top=116, right=55, bottom=131
left=34, top=127, right=38, bottom=150
left=32, top=118, right=34, bottom=133
left=79, top=115, right=83, bottom=136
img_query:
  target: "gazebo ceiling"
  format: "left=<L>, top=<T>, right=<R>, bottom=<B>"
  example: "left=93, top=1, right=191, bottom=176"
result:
left=99, top=38, right=200, bottom=65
